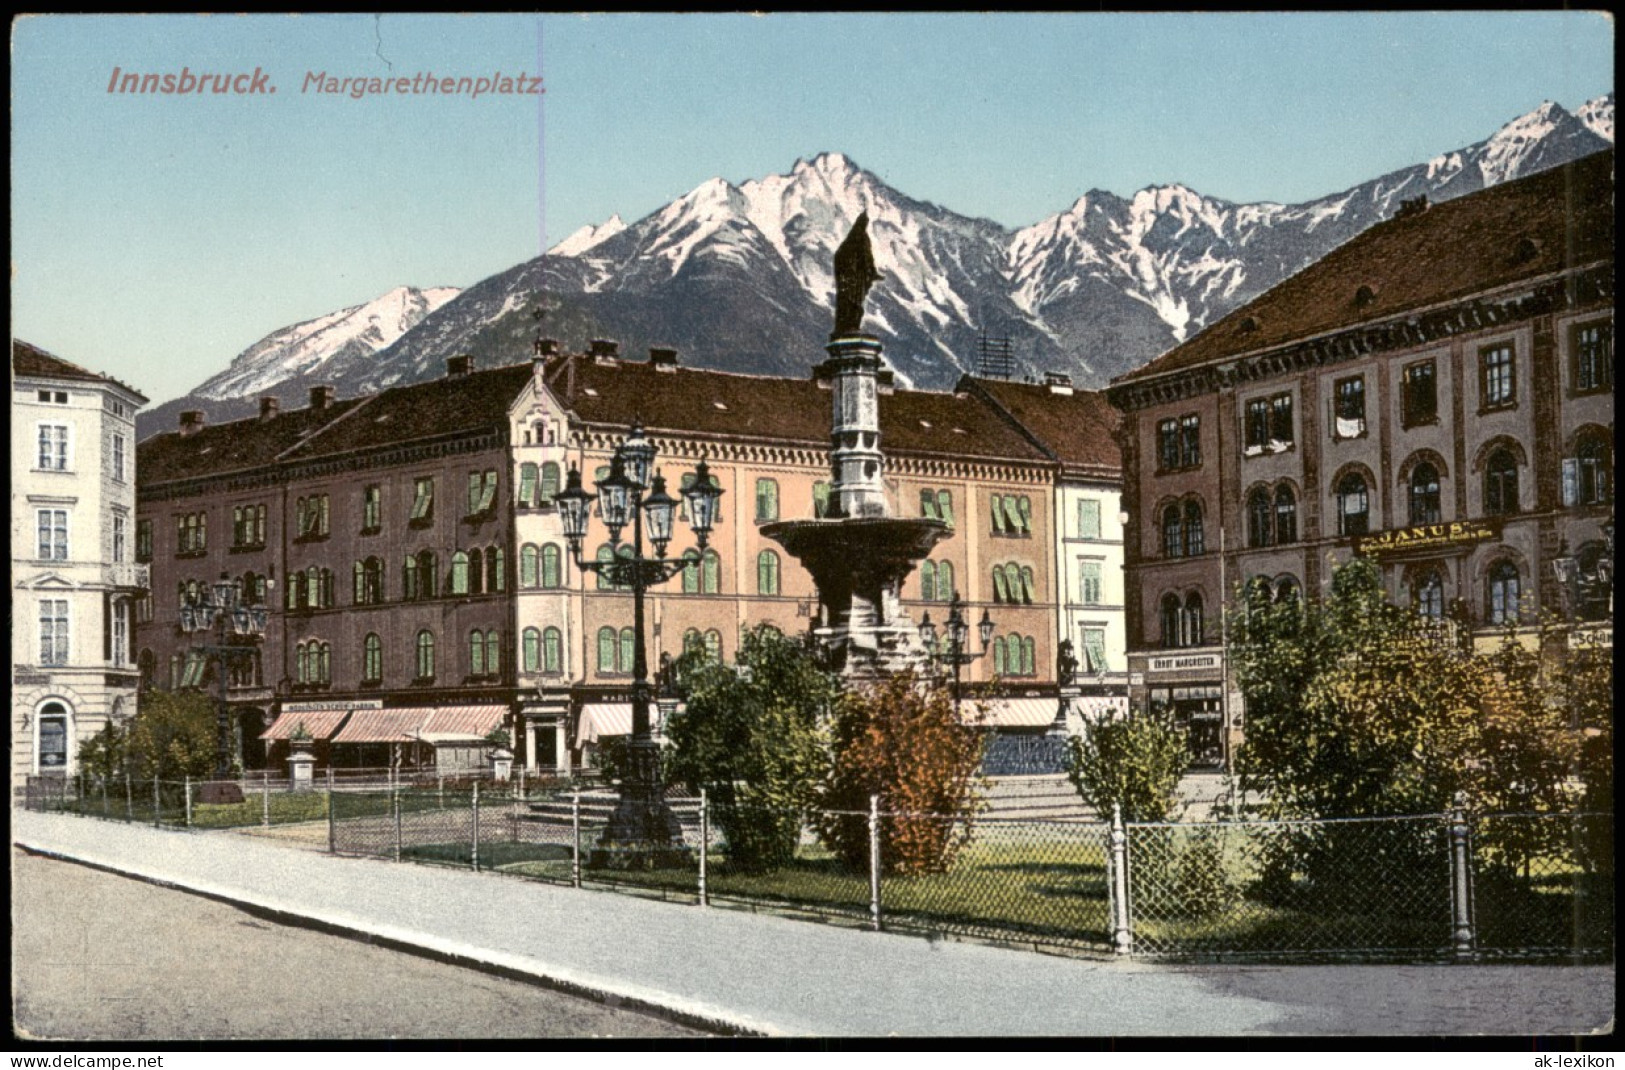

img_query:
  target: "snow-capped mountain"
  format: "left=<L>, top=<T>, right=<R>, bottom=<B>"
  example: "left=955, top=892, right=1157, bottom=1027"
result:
left=141, top=95, right=1612, bottom=438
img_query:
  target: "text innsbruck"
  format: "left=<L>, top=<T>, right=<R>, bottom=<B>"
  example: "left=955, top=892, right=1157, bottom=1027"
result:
left=105, top=68, right=543, bottom=99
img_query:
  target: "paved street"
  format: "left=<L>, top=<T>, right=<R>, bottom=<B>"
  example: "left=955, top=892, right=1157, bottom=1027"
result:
left=11, top=849, right=707, bottom=1041
left=13, top=811, right=1616, bottom=1038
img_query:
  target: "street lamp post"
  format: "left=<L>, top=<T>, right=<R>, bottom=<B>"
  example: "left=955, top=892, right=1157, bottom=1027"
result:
left=917, top=591, right=995, bottom=714
left=180, top=572, right=270, bottom=781
left=554, top=425, right=724, bottom=865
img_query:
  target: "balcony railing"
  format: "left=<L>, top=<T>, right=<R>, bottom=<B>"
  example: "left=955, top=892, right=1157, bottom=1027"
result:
left=107, top=562, right=150, bottom=591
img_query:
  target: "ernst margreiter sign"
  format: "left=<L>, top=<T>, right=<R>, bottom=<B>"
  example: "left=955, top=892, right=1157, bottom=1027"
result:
left=1354, top=519, right=1501, bottom=556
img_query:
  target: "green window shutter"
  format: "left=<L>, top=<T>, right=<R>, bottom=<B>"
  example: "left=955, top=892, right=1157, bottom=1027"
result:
left=518, top=464, right=538, bottom=506
left=938, top=490, right=954, bottom=529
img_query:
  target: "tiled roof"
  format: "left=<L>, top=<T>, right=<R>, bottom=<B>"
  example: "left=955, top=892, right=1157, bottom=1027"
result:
left=959, top=376, right=1121, bottom=476
left=543, top=357, right=1051, bottom=463
left=1113, top=150, right=1616, bottom=387
left=13, top=339, right=149, bottom=401
left=138, top=397, right=368, bottom=484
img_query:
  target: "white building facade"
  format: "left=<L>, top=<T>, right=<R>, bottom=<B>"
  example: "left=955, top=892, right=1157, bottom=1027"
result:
left=12, top=341, right=148, bottom=788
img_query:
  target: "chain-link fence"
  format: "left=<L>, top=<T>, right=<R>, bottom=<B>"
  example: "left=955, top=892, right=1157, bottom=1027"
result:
left=22, top=775, right=1612, bottom=962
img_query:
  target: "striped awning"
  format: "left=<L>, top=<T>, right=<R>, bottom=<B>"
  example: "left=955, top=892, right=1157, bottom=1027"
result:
left=416, top=705, right=506, bottom=743
left=970, top=697, right=1062, bottom=729
left=1073, top=696, right=1128, bottom=722
left=331, top=708, right=432, bottom=744
left=260, top=709, right=351, bottom=741
left=576, top=702, right=632, bottom=744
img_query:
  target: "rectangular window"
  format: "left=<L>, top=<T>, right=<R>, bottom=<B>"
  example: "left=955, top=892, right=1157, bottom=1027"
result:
left=1401, top=361, right=1437, bottom=427
left=363, top=486, right=381, bottom=531
left=1082, top=628, right=1108, bottom=674
left=1334, top=376, right=1366, bottom=438
left=813, top=481, right=831, bottom=519
left=1480, top=344, right=1515, bottom=409
left=1573, top=322, right=1613, bottom=393
left=411, top=477, right=434, bottom=522
left=755, top=478, right=779, bottom=522
left=112, top=601, right=128, bottom=665
left=1179, top=415, right=1201, bottom=468
left=1270, top=394, right=1294, bottom=446
left=1157, top=419, right=1180, bottom=471
left=1079, top=561, right=1102, bottom=605
left=936, top=489, right=954, bottom=528
left=112, top=433, right=127, bottom=483
left=38, top=424, right=68, bottom=471
left=1077, top=499, right=1101, bottom=540
left=518, top=465, right=538, bottom=508
left=39, top=599, right=69, bottom=666
left=113, top=515, right=126, bottom=563
left=136, top=519, right=152, bottom=562
left=1244, top=398, right=1270, bottom=451
left=37, top=509, right=68, bottom=560
left=920, top=488, right=939, bottom=520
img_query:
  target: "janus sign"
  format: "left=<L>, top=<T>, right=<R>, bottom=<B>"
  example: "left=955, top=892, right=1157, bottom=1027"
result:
left=1355, top=519, right=1501, bottom=556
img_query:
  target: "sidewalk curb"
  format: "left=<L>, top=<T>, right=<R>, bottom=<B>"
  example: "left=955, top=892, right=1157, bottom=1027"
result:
left=15, top=840, right=775, bottom=1039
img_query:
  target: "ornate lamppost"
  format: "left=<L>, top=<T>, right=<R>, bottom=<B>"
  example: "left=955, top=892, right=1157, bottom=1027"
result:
left=917, top=591, right=995, bottom=714
left=180, top=572, right=270, bottom=782
left=553, top=425, right=724, bottom=865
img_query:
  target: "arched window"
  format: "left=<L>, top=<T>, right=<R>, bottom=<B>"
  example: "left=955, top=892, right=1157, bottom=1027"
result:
left=1575, top=433, right=1612, bottom=505
left=1021, top=636, right=1036, bottom=676
left=488, top=547, right=505, bottom=592
left=541, top=462, right=561, bottom=501
left=992, top=564, right=1009, bottom=604
left=520, top=544, right=539, bottom=588
left=486, top=630, right=500, bottom=676
left=541, top=544, right=561, bottom=589
left=450, top=551, right=470, bottom=595
left=1162, top=505, right=1183, bottom=558
left=469, top=548, right=485, bottom=595
left=542, top=627, right=562, bottom=673
left=358, top=557, right=383, bottom=605
left=597, top=627, right=617, bottom=674
left=404, top=554, right=420, bottom=599
left=1247, top=489, right=1273, bottom=548
left=1487, top=561, right=1522, bottom=625
left=683, top=628, right=703, bottom=655
left=363, top=633, right=382, bottom=682
left=1160, top=594, right=1182, bottom=648
left=296, top=642, right=308, bottom=685
left=703, top=629, right=722, bottom=662
left=1183, top=593, right=1204, bottom=647
left=36, top=701, right=70, bottom=771
left=470, top=630, right=486, bottom=676
left=615, top=546, right=634, bottom=591
left=992, top=635, right=1007, bottom=676
left=701, top=550, right=721, bottom=594
left=353, top=561, right=365, bottom=603
left=619, top=628, right=635, bottom=673
left=1184, top=500, right=1204, bottom=556
left=1336, top=473, right=1370, bottom=536
left=937, top=561, right=954, bottom=602
left=1275, top=576, right=1300, bottom=604
left=1020, top=565, right=1037, bottom=604
left=1484, top=449, right=1519, bottom=516
left=920, top=561, right=936, bottom=602
left=1275, top=486, right=1297, bottom=545
left=417, top=550, right=438, bottom=598
left=596, top=544, right=616, bottom=591
left=523, top=627, right=541, bottom=672
left=306, top=566, right=321, bottom=608
left=757, top=550, right=780, bottom=596
left=681, top=549, right=700, bottom=594
left=1409, top=462, right=1441, bottom=525
left=138, top=648, right=156, bottom=690
left=415, top=630, right=435, bottom=680
left=1413, top=568, right=1444, bottom=619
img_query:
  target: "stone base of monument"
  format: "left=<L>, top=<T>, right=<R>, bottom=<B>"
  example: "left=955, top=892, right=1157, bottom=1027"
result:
left=197, top=782, right=245, bottom=805
left=586, top=843, right=695, bottom=871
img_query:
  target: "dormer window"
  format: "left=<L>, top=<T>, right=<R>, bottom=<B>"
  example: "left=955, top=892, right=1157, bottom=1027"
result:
left=1354, top=285, right=1377, bottom=308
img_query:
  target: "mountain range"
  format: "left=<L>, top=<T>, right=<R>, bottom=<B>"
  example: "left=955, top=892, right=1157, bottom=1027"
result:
left=138, top=95, right=1613, bottom=440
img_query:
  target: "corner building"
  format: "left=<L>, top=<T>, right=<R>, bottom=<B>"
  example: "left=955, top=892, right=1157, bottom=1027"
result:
left=1107, top=151, right=1614, bottom=769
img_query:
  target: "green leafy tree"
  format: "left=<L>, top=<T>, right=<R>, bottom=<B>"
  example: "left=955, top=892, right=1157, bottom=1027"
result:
left=664, top=626, right=836, bottom=873
left=1064, top=712, right=1187, bottom=822
left=814, top=672, right=986, bottom=876
left=122, top=690, right=217, bottom=782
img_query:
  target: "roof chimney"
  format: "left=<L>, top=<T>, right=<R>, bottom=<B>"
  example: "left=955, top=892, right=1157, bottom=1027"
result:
left=1044, top=371, right=1074, bottom=394
left=532, top=337, right=559, bottom=359
left=309, top=385, right=335, bottom=411
left=259, top=396, right=280, bottom=422
left=446, top=354, right=474, bottom=378
left=649, top=347, right=679, bottom=370
left=178, top=410, right=205, bottom=437
left=588, top=338, right=619, bottom=363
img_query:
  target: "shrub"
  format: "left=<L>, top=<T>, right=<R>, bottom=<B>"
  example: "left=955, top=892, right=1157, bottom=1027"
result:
left=1064, top=712, right=1186, bottom=822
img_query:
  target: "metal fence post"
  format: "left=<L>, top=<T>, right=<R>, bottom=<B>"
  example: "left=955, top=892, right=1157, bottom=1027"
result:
left=1110, top=803, right=1133, bottom=955
left=101, top=775, right=108, bottom=816
left=698, top=788, right=709, bottom=907
left=868, top=794, right=883, bottom=932
left=471, top=782, right=481, bottom=872
left=1450, top=792, right=1476, bottom=961
left=153, top=775, right=161, bottom=828
left=438, top=773, right=444, bottom=810
left=125, top=772, right=132, bottom=821
left=327, top=766, right=334, bottom=793
left=518, top=767, right=525, bottom=801
left=392, top=789, right=403, bottom=863
left=262, top=771, right=271, bottom=828
left=327, top=782, right=336, bottom=853
left=571, top=790, right=582, bottom=888
left=184, top=776, right=193, bottom=828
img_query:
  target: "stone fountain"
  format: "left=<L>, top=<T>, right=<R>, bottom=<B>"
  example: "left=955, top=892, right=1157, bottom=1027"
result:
left=762, top=213, right=949, bottom=678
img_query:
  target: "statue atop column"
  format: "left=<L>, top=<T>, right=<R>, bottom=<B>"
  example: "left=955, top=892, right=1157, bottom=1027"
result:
left=833, top=211, right=881, bottom=337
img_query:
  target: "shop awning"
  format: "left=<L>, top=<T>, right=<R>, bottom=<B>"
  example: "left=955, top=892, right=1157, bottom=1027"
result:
left=260, top=709, right=352, bottom=741
left=576, top=702, right=632, bottom=744
left=1072, top=696, right=1128, bottom=722
left=331, top=708, right=432, bottom=744
left=971, top=697, right=1062, bottom=729
left=416, top=704, right=506, bottom=742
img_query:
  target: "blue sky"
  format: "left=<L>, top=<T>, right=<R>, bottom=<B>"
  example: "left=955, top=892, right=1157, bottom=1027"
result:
left=10, top=12, right=1614, bottom=405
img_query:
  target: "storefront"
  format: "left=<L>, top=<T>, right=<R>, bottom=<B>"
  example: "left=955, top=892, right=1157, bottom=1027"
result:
left=1127, top=648, right=1233, bottom=770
